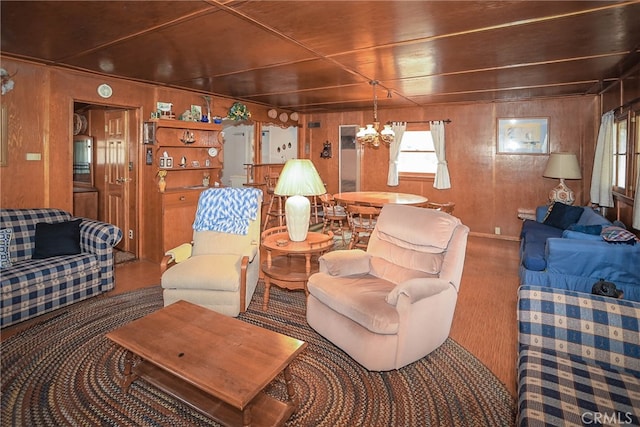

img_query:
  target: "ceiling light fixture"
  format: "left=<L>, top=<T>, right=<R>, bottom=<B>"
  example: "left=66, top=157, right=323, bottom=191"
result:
left=356, top=80, right=394, bottom=147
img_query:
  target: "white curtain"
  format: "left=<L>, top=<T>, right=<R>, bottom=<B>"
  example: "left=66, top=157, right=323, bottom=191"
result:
left=590, top=111, right=614, bottom=207
left=387, top=122, right=406, bottom=186
left=431, top=120, right=451, bottom=189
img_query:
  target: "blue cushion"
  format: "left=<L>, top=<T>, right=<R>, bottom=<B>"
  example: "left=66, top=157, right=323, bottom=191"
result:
left=562, top=229, right=603, bottom=241
left=521, top=220, right=563, bottom=241
left=566, top=223, right=602, bottom=235
left=522, top=240, right=547, bottom=271
left=543, top=202, right=584, bottom=230
left=577, top=207, right=611, bottom=226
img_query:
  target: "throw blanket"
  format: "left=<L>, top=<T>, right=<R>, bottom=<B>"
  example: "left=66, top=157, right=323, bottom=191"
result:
left=192, top=187, right=262, bottom=235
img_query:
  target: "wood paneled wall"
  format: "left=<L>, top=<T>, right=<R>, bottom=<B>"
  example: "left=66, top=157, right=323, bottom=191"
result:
left=305, top=99, right=599, bottom=238
left=0, top=57, right=600, bottom=260
left=0, top=58, right=289, bottom=261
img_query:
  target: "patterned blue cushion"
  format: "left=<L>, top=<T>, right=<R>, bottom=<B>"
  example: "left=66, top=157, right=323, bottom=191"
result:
left=601, top=226, right=639, bottom=245
left=518, top=286, right=640, bottom=426
left=0, top=228, right=11, bottom=268
left=518, top=348, right=640, bottom=426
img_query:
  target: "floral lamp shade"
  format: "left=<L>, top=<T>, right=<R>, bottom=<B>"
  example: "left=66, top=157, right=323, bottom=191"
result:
left=227, top=102, right=251, bottom=121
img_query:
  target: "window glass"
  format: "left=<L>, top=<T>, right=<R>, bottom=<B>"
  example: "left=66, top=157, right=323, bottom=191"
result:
left=398, top=131, right=437, bottom=174
left=613, top=119, right=627, bottom=189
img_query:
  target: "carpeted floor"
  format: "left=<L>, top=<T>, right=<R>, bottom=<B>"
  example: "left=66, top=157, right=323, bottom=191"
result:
left=1, top=285, right=516, bottom=426
left=114, top=249, right=137, bottom=264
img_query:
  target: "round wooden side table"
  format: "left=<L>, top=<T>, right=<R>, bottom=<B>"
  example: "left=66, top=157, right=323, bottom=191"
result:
left=261, top=226, right=334, bottom=311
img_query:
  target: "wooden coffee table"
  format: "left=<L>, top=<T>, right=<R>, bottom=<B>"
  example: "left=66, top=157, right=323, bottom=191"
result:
left=106, top=300, right=307, bottom=427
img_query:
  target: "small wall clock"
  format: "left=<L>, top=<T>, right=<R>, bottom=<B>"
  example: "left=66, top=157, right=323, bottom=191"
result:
left=97, top=83, right=113, bottom=99
left=208, top=147, right=219, bottom=157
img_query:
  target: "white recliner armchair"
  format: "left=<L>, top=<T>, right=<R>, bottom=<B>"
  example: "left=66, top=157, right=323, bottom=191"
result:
left=161, top=187, right=262, bottom=317
left=306, top=204, right=469, bottom=371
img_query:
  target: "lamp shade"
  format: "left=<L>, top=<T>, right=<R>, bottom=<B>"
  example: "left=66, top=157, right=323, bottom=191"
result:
left=274, top=159, right=326, bottom=196
left=543, top=152, right=582, bottom=179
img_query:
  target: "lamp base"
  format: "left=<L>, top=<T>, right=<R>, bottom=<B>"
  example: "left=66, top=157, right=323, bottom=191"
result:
left=548, top=178, right=575, bottom=205
left=284, top=195, right=311, bottom=241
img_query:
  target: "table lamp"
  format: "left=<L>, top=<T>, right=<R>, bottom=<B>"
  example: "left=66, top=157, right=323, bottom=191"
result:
left=274, top=159, right=326, bottom=241
left=543, top=152, right=582, bottom=205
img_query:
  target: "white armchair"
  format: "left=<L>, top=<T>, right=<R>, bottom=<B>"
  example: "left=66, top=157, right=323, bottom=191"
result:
left=306, top=204, right=469, bottom=371
left=161, top=187, right=262, bottom=317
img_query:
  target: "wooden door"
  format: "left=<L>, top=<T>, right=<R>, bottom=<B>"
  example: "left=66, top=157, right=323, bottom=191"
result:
left=105, top=110, right=130, bottom=251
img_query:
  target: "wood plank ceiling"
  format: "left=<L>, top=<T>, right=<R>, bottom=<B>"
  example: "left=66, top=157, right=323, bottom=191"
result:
left=1, top=1, right=639, bottom=112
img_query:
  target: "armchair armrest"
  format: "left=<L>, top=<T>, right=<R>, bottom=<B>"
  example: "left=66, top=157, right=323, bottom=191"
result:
left=79, top=218, right=123, bottom=254
left=161, top=243, right=193, bottom=273
left=242, top=243, right=259, bottom=263
left=386, top=278, right=452, bottom=305
left=318, top=249, right=371, bottom=276
left=78, top=218, right=122, bottom=291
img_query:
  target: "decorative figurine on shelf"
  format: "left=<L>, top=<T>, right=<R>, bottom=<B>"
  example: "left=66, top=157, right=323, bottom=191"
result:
left=157, top=170, right=167, bottom=193
left=180, top=130, right=195, bottom=144
left=227, top=102, right=251, bottom=121
left=201, top=114, right=209, bottom=123
left=179, top=156, right=187, bottom=168
left=203, top=172, right=210, bottom=187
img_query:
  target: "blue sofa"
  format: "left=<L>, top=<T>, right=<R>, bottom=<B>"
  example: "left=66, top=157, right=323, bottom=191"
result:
left=1, top=209, right=122, bottom=328
left=519, top=204, right=640, bottom=301
left=517, top=286, right=639, bottom=426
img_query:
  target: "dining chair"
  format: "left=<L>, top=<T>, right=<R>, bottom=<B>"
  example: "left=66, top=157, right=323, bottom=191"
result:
left=263, top=172, right=286, bottom=231
left=346, top=204, right=380, bottom=250
left=424, top=201, right=455, bottom=214
left=319, top=193, right=348, bottom=245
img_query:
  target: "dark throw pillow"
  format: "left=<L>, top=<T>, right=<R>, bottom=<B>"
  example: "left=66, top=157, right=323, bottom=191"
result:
left=32, top=219, right=82, bottom=259
left=542, top=202, right=584, bottom=230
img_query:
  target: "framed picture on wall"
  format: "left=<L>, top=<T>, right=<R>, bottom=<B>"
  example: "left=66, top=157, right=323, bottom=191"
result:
left=497, top=118, right=549, bottom=154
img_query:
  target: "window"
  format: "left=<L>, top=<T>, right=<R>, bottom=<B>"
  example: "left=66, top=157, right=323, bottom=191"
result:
left=612, top=117, right=628, bottom=190
left=398, top=130, right=437, bottom=175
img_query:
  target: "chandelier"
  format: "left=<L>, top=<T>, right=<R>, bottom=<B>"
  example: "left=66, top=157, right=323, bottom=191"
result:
left=356, top=80, right=394, bottom=147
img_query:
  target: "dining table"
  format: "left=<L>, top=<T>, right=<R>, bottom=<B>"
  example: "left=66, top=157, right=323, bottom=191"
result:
left=333, top=191, right=428, bottom=208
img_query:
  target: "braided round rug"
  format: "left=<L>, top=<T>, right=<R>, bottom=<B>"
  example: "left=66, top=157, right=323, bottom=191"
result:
left=2, top=284, right=515, bottom=426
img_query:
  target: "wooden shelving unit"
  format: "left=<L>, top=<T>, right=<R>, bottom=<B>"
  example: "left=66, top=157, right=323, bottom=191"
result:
left=151, top=118, right=225, bottom=253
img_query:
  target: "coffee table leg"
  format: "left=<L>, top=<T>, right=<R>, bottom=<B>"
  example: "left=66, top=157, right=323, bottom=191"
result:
left=121, top=350, right=139, bottom=393
left=242, top=404, right=252, bottom=427
left=263, top=276, right=271, bottom=311
left=283, top=366, right=298, bottom=407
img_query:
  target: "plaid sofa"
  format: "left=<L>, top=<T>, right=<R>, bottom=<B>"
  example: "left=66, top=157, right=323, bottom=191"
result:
left=1, top=209, right=122, bottom=328
left=517, top=285, right=640, bottom=426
